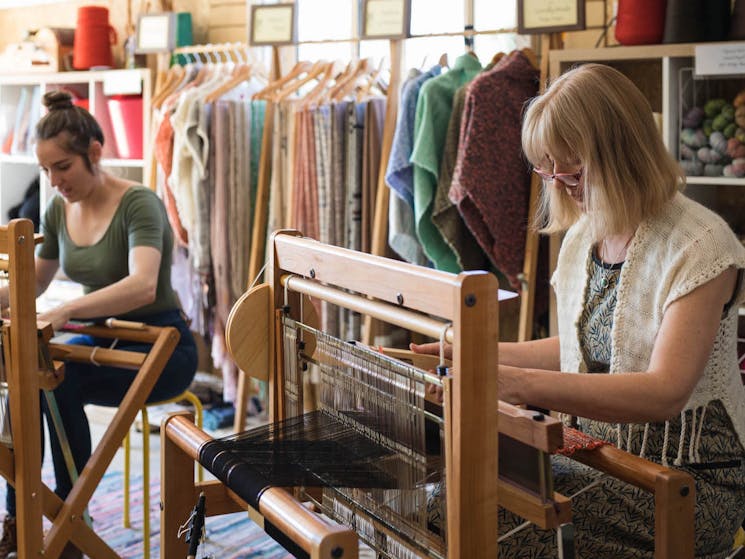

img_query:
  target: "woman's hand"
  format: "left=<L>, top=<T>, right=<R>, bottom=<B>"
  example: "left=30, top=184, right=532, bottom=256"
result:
left=409, top=341, right=452, bottom=361
left=410, top=342, right=451, bottom=404
left=38, top=305, right=71, bottom=332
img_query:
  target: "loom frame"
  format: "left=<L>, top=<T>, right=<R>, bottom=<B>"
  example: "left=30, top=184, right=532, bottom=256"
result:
left=274, top=230, right=501, bottom=557
left=161, top=231, right=694, bottom=558
left=0, top=218, right=181, bottom=559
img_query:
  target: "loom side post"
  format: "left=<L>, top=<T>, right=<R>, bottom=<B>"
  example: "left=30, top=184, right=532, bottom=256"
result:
left=654, top=470, right=695, bottom=559
left=5, top=219, right=44, bottom=558
left=447, top=271, right=500, bottom=558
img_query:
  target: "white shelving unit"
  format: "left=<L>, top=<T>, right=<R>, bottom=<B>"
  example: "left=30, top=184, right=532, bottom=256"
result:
left=0, top=68, right=151, bottom=223
left=547, top=43, right=745, bottom=334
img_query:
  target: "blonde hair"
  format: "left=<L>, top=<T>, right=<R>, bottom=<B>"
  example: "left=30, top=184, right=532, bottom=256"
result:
left=522, top=63, right=683, bottom=239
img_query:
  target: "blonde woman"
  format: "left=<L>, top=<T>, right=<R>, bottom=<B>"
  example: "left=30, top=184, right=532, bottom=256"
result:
left=416, top=63, right=745, bottom=557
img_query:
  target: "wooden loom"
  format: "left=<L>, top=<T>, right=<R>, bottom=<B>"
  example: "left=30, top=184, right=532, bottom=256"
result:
left=161, top=231, right=695, bottom=559
left=0, top=218, right=181, bottom=559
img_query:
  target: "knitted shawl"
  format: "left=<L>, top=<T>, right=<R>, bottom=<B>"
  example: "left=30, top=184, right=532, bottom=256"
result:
left=552, top=192, right=745, bottom=462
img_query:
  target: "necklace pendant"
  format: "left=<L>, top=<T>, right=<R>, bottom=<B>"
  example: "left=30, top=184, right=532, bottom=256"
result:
left=600, top=276, right=610, bottom=289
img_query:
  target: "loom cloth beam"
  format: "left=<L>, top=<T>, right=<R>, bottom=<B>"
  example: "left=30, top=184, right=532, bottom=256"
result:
left=162, top=412, right=359, bottom=559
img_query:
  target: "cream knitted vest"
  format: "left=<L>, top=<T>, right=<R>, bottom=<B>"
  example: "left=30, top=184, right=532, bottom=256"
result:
left=552, top=192, right=745, bottom=463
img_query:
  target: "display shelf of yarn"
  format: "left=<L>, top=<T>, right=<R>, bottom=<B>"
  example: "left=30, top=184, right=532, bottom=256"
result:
left=0, top=69, right=151, bottom=223
left=677, top=66, right=745, bottom=186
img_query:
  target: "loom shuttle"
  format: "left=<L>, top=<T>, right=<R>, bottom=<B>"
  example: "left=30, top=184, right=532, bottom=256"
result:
left=104, top=318, right=146, bottom=330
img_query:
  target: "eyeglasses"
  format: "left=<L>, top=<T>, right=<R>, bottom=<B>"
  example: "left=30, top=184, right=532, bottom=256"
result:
left=532, top=167, right=583, bottom=187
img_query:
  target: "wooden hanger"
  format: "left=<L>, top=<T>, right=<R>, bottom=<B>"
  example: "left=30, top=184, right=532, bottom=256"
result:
left=204, top=62, right=252, bottom=104
left=152, top=63, right=186, bottom=109
left=329, top=58, right=372, bottom=102
left=521, top=47, right=539, bottom=70
left=355, top=58, right=385, bottom=101
left=272, top=60, right=327, bottom=103
left=491, top=51, right=506, bottom=65
left=301, top=60, right=346, bottom=108
left=253, top=60, right=312, bottom=100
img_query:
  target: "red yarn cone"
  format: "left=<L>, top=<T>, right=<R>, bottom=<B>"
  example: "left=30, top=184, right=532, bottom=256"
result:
left=615, top=0, right=667, bottom=45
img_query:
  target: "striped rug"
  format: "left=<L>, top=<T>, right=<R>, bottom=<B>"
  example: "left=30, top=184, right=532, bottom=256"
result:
left=1, top=469, right=292, bottom=559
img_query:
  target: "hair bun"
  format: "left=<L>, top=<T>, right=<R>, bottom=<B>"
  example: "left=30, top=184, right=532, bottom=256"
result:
left=42, top=90, right=74, bottom=111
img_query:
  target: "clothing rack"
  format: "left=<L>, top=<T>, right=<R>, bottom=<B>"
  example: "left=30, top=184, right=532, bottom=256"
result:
left=155, top=29, right=543, bottom=426
left=289, top=26, right=518, bottom=45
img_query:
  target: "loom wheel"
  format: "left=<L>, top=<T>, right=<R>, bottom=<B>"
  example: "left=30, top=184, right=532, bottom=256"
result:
left=226, top=283, right=318, bottom=381
left=227, top=283, right=271, bottom=381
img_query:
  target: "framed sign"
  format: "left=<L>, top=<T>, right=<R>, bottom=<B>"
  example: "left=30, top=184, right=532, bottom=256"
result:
left=361, top=0, right=411, bottom=40
left=250, top=3, right=297, bottom=46
left=517, top=0, right=585, bottom=35
left=135, top=12, right=176, bottom=53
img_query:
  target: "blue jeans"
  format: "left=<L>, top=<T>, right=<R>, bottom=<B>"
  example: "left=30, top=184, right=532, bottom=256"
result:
left=6, top=309, right=197, bottom=514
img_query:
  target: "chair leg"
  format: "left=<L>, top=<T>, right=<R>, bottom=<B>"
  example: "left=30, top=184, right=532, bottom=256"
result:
left=142, top=406, right=151, bottom=559
left=123, top=429, right=131, bottom=528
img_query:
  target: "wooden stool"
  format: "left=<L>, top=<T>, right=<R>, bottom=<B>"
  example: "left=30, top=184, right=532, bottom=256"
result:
left=123, top=389, right=203, bottom=559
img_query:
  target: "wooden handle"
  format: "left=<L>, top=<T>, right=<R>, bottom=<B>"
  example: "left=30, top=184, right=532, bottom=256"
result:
left=105, top=318, right=146, bottom=330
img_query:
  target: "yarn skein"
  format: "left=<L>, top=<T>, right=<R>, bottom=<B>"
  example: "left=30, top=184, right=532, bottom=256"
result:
left=704, top=0, right=732, bottom=42
left=731, top=0, right=745, bottom=40
left=663, top=0, right=706, bottom=43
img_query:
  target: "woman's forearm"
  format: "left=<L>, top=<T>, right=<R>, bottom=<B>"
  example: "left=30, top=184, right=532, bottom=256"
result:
left=59, top=274, right=156, bottom=320
left=506, top=367, right=688, bottom=424
left=499, top=337, right=561, bottom=370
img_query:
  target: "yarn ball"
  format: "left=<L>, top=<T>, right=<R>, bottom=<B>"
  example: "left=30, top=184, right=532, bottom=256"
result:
left=697, top=147, right=723, bottom=164
left=680, top=144, right=697, bottom=160
left=703, top=163, right=725, bottom=176
left=680, top=159, right=704, bottom=176
left=682, top=106, right=705, bottom=128
left=704, top=98, right=727, bottom=117
left=703, top=119, right=714, bottom=136
left=727, top=157, right=745, bottom=177
left=736, top=127, right=745, bottom=144
left=727, top=138, right=745, bottom=159
left=709, top=131, right=728, bottom=154
left=680, top=128, right=708, bottom=148
left=724, top=122, right=737, bottom=139
left=734, top=90, right=745, bottom=108
left=735, top=105, right=745, bottom=128
left=713, top=113, right=731, bottom=131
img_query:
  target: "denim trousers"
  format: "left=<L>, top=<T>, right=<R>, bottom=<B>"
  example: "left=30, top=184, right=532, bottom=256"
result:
left=6, top=309, right=197, bottom=514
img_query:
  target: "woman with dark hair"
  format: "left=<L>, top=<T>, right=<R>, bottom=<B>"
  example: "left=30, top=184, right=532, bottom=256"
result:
left=416, top=64, right=745, bottom=557
left=0, top=90, right=197, bottom=558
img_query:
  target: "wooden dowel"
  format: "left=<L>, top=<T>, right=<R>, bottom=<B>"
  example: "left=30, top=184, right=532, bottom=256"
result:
left=48, top=345, right=146, bottom=370
left=104, top=318, right=146, bottom=330
left=283, top=275, right=454, bottom=342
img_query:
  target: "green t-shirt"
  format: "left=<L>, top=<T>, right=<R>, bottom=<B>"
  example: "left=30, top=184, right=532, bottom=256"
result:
left=37, top=186, right=179, bottom=319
